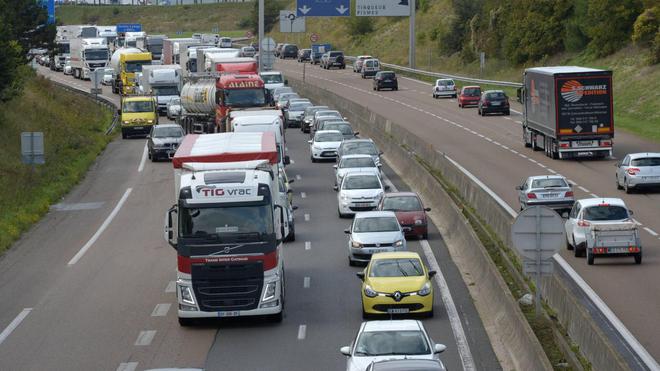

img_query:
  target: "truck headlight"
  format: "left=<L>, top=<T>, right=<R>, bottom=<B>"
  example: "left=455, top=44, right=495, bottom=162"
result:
left=414, top=219, right=424, bottom=225
left=262, top=281, right=277, bottom=302
left=364, top=285, right=378, bottom=298
left=147, top=120, right=154, bottom=124
left=179, top=285, right=195, bottom=305
left=351, top=241, right=362, bottom=248
left=122, top=121, right=130, bottom=125
left=417, top=282, right=431, bottom=296
left=394, top=240, right=404, bottom=247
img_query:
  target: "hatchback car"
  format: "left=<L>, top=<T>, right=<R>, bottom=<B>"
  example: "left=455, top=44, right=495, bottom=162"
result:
left=516, top=175, right=574, bottom=214
left=366, top=359, right=446, bottom=371
left=272, top=86, right=294, bottom=102
left=166, top=97, right=183, bottom=120
left=616, top=153, right=660, bottom=193
left=373, top=71, right=398, bottom=91
left=309, top=130, right=344, bottom=162
left=361, top=59, right=381, bottom=79
left=353, top=55, right=374, bottom=73
left=281, top=44, right=299, bottom=59
left=334, top=154, right=380, bottom=186
left=338, top=139, right=382, bottom=167
left=340, top=320, right=447, bottom=371
left=379, top=192, right=431, bottom=239
left=298, top=48, right=311, bottom=62
left=457, top=85, right=481, bottom=108
left=276, top=92, right=300, bottom=110
left=311, top=110, right=344, bottom=136
left=478, top=90, right=510, bottom=116
left=336, top=173, right=389, bottom=218
left=432, top=79, right=457, bottom=99
left=357, top=251, right=434, bottom=316
left=240, top=46, right=256, bottom=58
left=346, top=212, right=406, bottom=266
left=321, top=51, right=346, bottom=69
left=301, top=105, right=329, bottom=133
left=274, top=43, right=285, bottom=57
left=147, top=124, right=185, bottom=161
left=285, top=101, right=313, bottom=128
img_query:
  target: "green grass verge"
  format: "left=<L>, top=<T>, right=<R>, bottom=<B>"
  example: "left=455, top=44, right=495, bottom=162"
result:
left=0, top=70, right=113, bottom=255
left=56, top=3, right=251, bottom=36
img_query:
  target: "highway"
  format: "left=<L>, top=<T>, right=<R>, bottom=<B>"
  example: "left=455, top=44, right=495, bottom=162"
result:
left=0, top=66, right=499, bottom=370
left=274, top=58, right=660, bottom=360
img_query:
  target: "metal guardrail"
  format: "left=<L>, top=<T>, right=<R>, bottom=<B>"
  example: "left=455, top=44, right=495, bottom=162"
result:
left=49, top=79, right=119, bottom=135
left=345, top=56, right=523, bottom=88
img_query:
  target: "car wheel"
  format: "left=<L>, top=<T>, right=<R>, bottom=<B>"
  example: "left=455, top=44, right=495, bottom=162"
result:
left=424, top=308, right=434, bottom=318
left=121, top=130, right=127, bottom=139
left=338, top=208, right=347, bottom=219
left=575, top=242, right=586, bottom=257
left=373, top=86, right=376, bottom=91
left=453, top=94, right=457, bottom=98
left=394, top=87, right=398, bottom=91
left=634, top=252, right=642, bottom=264
left=587, top=249, right=594, bottom=265
left=311, top=156, right=317, bottom=163
left=421, top=232, right=428, bottom=240
left=624, top=179, right=632, bottom=194
left=287, top=222, right=296, bottom=242
left=478, top=108, right=482, bottom=116
left=178, top=317, right=194, bottom=327
left=269, top=311, right=283, bottom=323
left=616, top=175, right=623, bottom=190
left=566, top=236, right=574, bottom=251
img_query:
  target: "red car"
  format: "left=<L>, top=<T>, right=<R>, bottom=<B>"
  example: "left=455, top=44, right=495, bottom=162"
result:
left=458, top=86, right=481, bottom=108
left=378, top=192, right=431, bottom=239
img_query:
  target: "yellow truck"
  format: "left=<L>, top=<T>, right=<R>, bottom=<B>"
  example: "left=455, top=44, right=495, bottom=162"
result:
left=119, top=96, right=158, bottom=138
left=110, top=48, right=152, bottom=95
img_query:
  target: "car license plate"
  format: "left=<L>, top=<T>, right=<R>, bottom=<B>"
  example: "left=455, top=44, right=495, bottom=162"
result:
left=607, top=247, right=627, bottom=254
left=645, top=176, right=660, bottom=180
left=356, top=202, right=371, bottom=207
left=363, top=249, right=376, bottom=254
left=542, top=193, right=559, bottom=198
left=218, top=311, right=240, bottom=317
left=384, top=80, right=392, bottom=82
left=491, top=101, right=501, bottom=106
left=133, top=126, right=143, bottom=130
left=387, top=308, right=410, bottom=314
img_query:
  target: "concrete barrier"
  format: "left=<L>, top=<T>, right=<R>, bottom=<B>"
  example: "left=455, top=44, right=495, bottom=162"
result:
left=287, top=78, right=553, bottom=370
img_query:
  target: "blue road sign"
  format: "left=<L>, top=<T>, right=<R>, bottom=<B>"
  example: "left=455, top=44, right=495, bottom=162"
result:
left=296, top=0, right=350, bottom=17
left=116, top=23, right=142, bottom=33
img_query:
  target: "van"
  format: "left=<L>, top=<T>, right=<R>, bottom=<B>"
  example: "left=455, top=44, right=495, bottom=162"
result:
left=361, top=59, right=380, bottom=78
left=231, top=115, right=290, bottom=168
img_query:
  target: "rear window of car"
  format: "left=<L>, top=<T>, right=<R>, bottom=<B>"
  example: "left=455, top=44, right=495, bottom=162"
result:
left=330, top=52, right=343, bottom=57
left=437, top=80, right=454, bottom=86
left=583, top=205, right=629, bottom=221
left=531, top=178, right=568, bottom=188
left=343, top=175, right=380, bottom=190
left=285, top=45, right=298, bottom=51
left=341, top=157, right=375, bottom=168
left=344, top=142, right=378, bottom=155
left=382, top=196, right=422, bottom=212
left=325, top=124, right=353, bottom=135
left=379, top=72, right=395, bottom=79
left=487, top=92, right=507, bottom=99
left=354, top=217, right=400, bottom=233
left=462, top=88, right=481, bottom=96
left=631, top=157, right=660, bottom=166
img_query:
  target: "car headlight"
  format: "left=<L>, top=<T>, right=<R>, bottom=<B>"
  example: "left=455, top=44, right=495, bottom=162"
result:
left=179, top=285, right=195, bottom=305
left=394, top=240, right=404, bottom=247
left=312, top=145, right=322, bottom=151
left=147, top=120, right=154, bottom=124
left=417, top=282, right=431, bottom=296
left=340, top=194, right=350, bottom=201
left=262, top=281, right=277, bottom=302
left=122, top=120, right=129, bottom=125
left=414, top=219, right=424, bottom=225
left=351, top=241, right=362, bottom=248
left=364, top=285, right=378, bottom=298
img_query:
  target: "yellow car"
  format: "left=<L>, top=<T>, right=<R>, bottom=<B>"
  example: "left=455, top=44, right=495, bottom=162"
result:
left=357, top=252, right=435, bottom=319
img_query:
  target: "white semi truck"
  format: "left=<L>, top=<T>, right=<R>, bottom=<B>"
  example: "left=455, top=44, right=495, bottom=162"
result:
left=138, top=65, right=183, bottom=115
left=69, top=37, right=110, bottom=80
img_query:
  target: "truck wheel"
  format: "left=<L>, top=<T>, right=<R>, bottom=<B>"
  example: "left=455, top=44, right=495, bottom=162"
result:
left=178, top=317, right=194, bottom=327
left=587, top=250, right=594, bottom=265
left=634, top=252, right=642, bottom=264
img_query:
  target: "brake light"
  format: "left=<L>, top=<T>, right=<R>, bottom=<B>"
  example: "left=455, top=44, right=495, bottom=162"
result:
left=559, top=142, right=570, bottom=148
left=577, top=220, right=591, bottom=227
left=600, top=140, right=612, bottom=147
left=483, top=100, right=490, bottom=106
left=504, top=99, right=510, bottom=106
left=526, top=192, right=537, bottom=199
left=628, top=246, right=640, bottom=253
left=597, top=203, right=610, bottom=207
left=627, top=168, right=640, bottom=175
left=565, top=191, right=574, bottom=197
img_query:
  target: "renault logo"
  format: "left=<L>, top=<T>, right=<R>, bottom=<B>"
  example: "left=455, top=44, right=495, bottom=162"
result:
left=393, top=291, right=402, bottom=302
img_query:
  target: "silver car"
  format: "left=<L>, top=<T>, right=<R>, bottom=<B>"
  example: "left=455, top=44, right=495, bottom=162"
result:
left=516, top=175, right=574, bottom=213
left=336, top=172, right=389, bottom=218
left=338, top=139, right=383, bottom=167
left=334, top=154, right=380, bottom=186
left=272, top=86, right=294, bottom=102
left=166, top=98, right=183, bottom=120
left=284, top=101, right=313, bottom=128
left=432, top=79, right=457, bottom=99
left=147, top=124, right=185, bottom=161
left=276, top=92, right=300, bottom=110
left=345, top=211, right=406, bottom=266
left=301, top=105, right=329, bottom=133
left=240, top=46, right=256, bottom=58
left=616, top=152, right=660, bottom=193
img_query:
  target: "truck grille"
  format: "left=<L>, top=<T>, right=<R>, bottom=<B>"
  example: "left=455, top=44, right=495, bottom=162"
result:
left=191, top=262, right=264, bottom=312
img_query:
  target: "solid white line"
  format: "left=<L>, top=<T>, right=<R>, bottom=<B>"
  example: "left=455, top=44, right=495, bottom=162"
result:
left=151, top=303, right=171, bottom=317
left=301, top=192, right=307, bottom=199
left=165, top=281, right=176, bottom=293
left=138, top=143, right=148, bottom=172
left=578, top=186, right=590, bottom=193
left=305, top=241, right=311, bottom=250
left=590, top=193, right=599, bottom=198
left=297, top=325, right=307, bottom=340
left=643, top=227, right=659, bottom=237
left=68, top=188, right=133, bottom=266
left=135, top=330, right=157, bottom=346
left=116, top=362, right=139, bottom=371
left=303, top=277, right=310, bottom=288
left=304, top=213, right=310, bottom=221
left=511, top=109, right=522, bottom=115
left=420, top=240, right=476, bottom=371
left=633, top=219, right=643, bottom=226
left=0, top=308, right=32, bottom=345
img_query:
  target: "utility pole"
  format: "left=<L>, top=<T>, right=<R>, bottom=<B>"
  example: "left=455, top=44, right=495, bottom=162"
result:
left=258, top=0, right=264, bottom=72
left=408, top=0, right=415, bottom=69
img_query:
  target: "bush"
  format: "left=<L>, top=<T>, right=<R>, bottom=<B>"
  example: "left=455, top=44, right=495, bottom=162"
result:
left=632, top=7, right=659, bottom=47
left=652, top=29, right=660, bottom=64
left=112, top=7, right=120, bottom=16
left=346, top=17, right=375, bottom=37
left=586, top=0, right=644, bottom=57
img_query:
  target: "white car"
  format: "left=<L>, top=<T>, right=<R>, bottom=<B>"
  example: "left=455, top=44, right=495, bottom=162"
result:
left=166, top=98, right=183, bottom=121
left=335, top=172, right=388, bottom=218
left=353, top=55, right=374, bottom=73
left=615, top=152, right=660, bottom=193
left=334, top=154, right=380, bottom=186
left=309, top=130, right=344, bottom=162
left=260, top=71, right=287, bottom=93
left=345, top=211, right=406, bottom=266
left=101, top=68, right=114, bottom=85
left=340, top=320, right=447, bottom=371
left=432, top=78, right=457, bottom=99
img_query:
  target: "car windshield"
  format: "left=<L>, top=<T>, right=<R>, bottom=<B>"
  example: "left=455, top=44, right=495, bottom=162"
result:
left=122, top=100, right=153, bottom=113
left=152, top=86, right=179, bottom=96
left=531, top=178, right=568, bottom=188
left=153, top=127, right=183, bottom=138
left=487, top=92, right=507, bottom=99
left=224, top=88, right=266, bottom=107
left=315, top=132, right=343, bottom=142
left=179, top=204, right=274, bottom=242
left=437, top=80, right=453, bottom=86
left=330, top=52, right=343, bottom=57
left=290, top=103, right=311, bottom=111
left=278, top=94, right=299, bottom=103
left=274, top=87, right=293, bottom=96
left=583, top=205, right=629, bottom=221
left=631, top=157, right=660, bottom=166
left=341, top=157, right=375, bottom=168
left=325, top=124, right=353, bottom=135
left=354, top=330, right=430, bottom=357
left=262, top=74, right=283, bottom=84
left=125, top=61, right=149, bottom=73
left=369, top=258, right=424, bottom=277
left=343, top=142, right=378, bottom=155
left=343, top=175, right=380, bottom=190
left=463, top=88, right=480, bottom=96
left=354, top=217, right=399, bottom=233
left=382, top=196, right=422, bottom=212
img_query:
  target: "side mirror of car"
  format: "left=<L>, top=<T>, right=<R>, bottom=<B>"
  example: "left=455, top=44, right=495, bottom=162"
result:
left=354, top=131, right=360, bottom=136
left=629, top=209, right=634, bottom=216
left=379, top=151, right=384, bottom=155
left=146, top=135, right=151, bottom=139
left=333, top=185, right=339, bottom=191
left=117, top=108, right=121, bottom=115
left=288, top=178, right=294, bottom=184
left=340, top=346, right=351, bottom=357
left=424, top=207, right=431, bottom=212
left=428, top=270, right=437, bottom=279
left=515, top=185, right=522, bottom=190
left=434, top=344, right=447, bottom=354
left=308, top=140, right=313, bottom=144
left=561, top=211, right=570, bottom=219
left=384, top=185, right=391, bottom=191
left=287, top=189, right=293, bottom=194
left=402, top=227, right=412, bottom=232
left=356, top=272, right=365, bottom=280
left=292, top=205, right=299, bottom=210
left=344, top=228, right=351, bottom=234
left=333, top=165, right=338, bottom=169
left=615, top=163, right=621, bottom=168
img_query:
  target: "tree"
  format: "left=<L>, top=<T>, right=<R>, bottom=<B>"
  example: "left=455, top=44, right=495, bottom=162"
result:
left=586, top=0, right=644, bottom=57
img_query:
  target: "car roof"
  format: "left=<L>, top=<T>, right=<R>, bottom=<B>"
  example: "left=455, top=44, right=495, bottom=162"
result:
left=260, top=71, right=281, bottom=76
left=343, top=138, right=375, bottom=144
left=371, top=251, right=422, bottom=260
left=378, top=71, right=395, bottom=74
left=462, top=85, right=480, bottom=89
left=383, top=191, right=419, bottom=198
left=577, top=198, right=627, bottom=208
left=123, top=96, right=154, bottom=102
left=341, top=154, right=374, bottom=160
left=436, top=78, right=454, bottom=82
left=484, top=90, right=505, bottom=93
left=362, top=320, right=423, bottom=332
left=344, top=171, right=379, bottom=179
left=358, top=55, right=373, bottom=58
left=355, top=210, right=396, bottom=219
left=628, top=152, right=660, bottom=159
left=527, top=175, right=567, bottom=181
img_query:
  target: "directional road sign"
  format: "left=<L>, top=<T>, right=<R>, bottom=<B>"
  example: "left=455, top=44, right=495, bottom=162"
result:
left=116, top=23, right=142, bottom=33
left=297, top=0, right=350, bottom=17
left=280, top=11, right=306, bottom=33
left=356, top=0, right=410, bottom=16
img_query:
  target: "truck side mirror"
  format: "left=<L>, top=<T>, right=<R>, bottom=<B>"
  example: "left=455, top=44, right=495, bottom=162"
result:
left=284, top=79, right=289, bottom=85
left=284, top=155, right=291, bottom=165
left=274, top=205, right=285, bottom=242
left=165, top=205, right=177, bottom=249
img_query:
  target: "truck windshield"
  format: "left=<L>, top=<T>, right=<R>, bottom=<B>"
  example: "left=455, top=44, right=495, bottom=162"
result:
left=85, top=49, right=109, bottom=60
left=224, top=88, right=266, bottom=107
left=152, top=86, right=179, bottom=96
left=179, top=204, right=274, bottom=242
left=125, top=61, right=149, bottom=73
left=57, top=43, right=70, bottom=54
left=123, top=101, right=154, bottom=113
left=262, top=74, right=283, bottom=84
left=583, top=205, right=629, bottom=221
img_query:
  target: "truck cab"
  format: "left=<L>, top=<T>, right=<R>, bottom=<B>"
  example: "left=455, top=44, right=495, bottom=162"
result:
left=118, top=52, right=152, bottom=95
left=119, top=96, right=158, bottom=138
left=215, top=74, right=269, bottom=130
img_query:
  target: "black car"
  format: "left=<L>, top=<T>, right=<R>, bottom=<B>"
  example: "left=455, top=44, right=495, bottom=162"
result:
left=147, top=124, right=185, bottom=162
left=373, top=71, right=398, bottom=91
left=281, top=44, right=299, bottom=59
left=297, top=48, right=311, bottom=62
left=478, top=90, right=510, bottom=116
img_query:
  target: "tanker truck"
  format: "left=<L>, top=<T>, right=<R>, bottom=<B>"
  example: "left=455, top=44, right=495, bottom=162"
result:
left=179, top=78, right=217, bottom=134
left=110, top=47, right=152, bottom=95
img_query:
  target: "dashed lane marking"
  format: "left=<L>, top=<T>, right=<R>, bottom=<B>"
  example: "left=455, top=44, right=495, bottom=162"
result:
left=303, top=277, right=310, bottom=288
left=578, top=186, right=590, bottom=193
left=151, top=303, right=171, bottom=317
left=116, top=362, right=138, bottom=371
left=165, top=281, right=176, bottom=293
left=305, top=241, right=311, bottom=250
left=138, top=143, right=148, bottom=172
left=644, top=227, right=658, bottom=237
left=297, top=325, right=307, bottom=340
left=134, top=330, right=157, bottom=346
left=0, top=308, right=32, bottom=345
left=301, top=192, right=307, bottom=199
left=304, top=214, right=310, bottom=222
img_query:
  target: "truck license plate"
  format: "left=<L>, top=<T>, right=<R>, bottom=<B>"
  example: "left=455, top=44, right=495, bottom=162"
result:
left=218, top=311, right=240, bottom=317
left=387, top=308, right=410, bottom=314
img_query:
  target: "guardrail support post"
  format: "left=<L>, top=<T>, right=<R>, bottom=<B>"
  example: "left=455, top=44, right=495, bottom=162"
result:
left=409, top=1, right=415, bottom=69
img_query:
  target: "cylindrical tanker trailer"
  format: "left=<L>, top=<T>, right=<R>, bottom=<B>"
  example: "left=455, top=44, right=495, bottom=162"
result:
left=179, top=78, right=218, bottom=134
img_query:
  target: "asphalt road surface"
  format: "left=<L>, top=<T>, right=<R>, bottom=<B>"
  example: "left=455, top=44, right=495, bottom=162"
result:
left=274, top=58, right=660, bottom=361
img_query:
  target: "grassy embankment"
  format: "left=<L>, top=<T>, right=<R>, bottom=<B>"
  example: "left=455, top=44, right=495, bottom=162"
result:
left=56, top=3, right=251, bottom=38
left=269, top=2, right=660, bottom=143
left=0, top=71, right=113, bottom=255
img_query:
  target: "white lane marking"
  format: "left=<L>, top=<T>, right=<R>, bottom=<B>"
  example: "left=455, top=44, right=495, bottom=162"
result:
left=511, top=109, right=522, bottom=115
left=304, top=213, right=310, bottom=221
left=116, top=362, right=139, bottom=371
left=51, top=202, right=104, bottom=211
left=547, top=168, right=557, bottom=174
left=590, top=193, right=599, bottom=198
left=290, top=159, right=295, bottom=164
left=296, top=175, right=302, bottom=181
left=151, top=303, right=171, bottom=317
left=305, top=241, right=311, bottom=250
left=643, top=227, right=659, bottom=237
left=420, top=240, right=476, bottom=371
left=68, top=188, right=133, bottom=266
left=297, top=325, right=307, bottom=340
left=400, top=76, right=432, bottom=86
left=633, top=219, right=643, bottom=226
left=567, top=179, right=577, bottom=185
left=303, top=277, right=310, bottom=288
left=301, top=192, right=307, bottom=199
left=537, top=163, right=547, bottom=169
left=577, top=186, right=590, bottom=193
left=165, top=281, right=176, bottom=293
left=134, top=330, right=157, bottom=346
left=0, top=308, right=32, bottom=345
left=138, top=143, right=148, bottom=172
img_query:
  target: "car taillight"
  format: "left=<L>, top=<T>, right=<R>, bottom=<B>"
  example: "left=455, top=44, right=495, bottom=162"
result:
left=627, top=168, right=640, bottom=175
left=483, top=100, right=490, bottom=106
left=526, top=192, right=537, bottom=199
left=577, top=220, right=591, bottom=227
left=565, top=191, right=574, bottom=197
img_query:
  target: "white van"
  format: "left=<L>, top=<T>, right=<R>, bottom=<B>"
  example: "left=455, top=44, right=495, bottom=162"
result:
left=361, top=58, right=380, bottom=79
left=231, top=115, right=289, bottom=168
